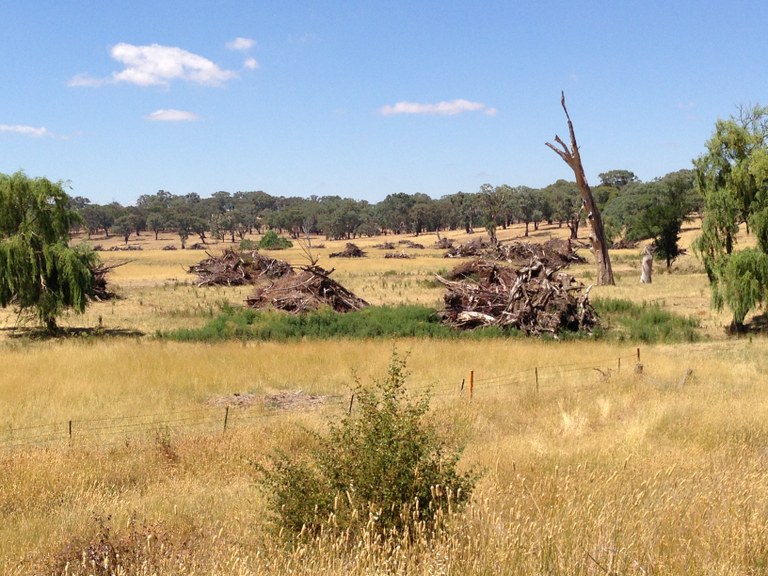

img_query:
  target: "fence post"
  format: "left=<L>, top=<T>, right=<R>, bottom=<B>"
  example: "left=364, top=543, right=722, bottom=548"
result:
left=469, top=371, right=474, bottom=401
left=348, top=394, right=355, bottom=415
left=68, top=420, right=72, bottom=439
left=535, top=367, right=539, bottom=393
left=223, top=407, right=229, bottom=432
left=618, top=357, right=621, bottom=372
left=637, top=348, right=641, bottom=363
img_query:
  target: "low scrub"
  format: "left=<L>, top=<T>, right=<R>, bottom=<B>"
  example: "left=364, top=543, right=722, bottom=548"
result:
left=593, top=297, right=701, bottom=343
left=160, top=304, right=510, bottom=342
left=159, top=299, right=701, bottom=344
left=257, top=351, right=477, bottom=541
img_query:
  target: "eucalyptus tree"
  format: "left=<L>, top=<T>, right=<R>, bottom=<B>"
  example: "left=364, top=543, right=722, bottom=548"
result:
left=0, top=172, right=99, bottom=331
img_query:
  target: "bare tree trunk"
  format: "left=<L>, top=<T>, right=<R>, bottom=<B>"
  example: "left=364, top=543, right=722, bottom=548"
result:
left=546, top=92, right=615, bottom=285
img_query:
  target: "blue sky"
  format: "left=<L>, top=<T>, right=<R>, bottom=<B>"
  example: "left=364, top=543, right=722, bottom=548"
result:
left=2, top=1, right=766, bottom=205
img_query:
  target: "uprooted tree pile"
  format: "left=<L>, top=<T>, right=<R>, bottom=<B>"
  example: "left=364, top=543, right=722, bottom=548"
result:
left=88, top=261, right=125, bottom=301
left=329, top=243, right=366, bottom=258
left=188, top=249, right=292, bottom=287
left=445, top=238, right=586, bottom=268
left=436, top=257, right=597, bottom=336
left=246, top=266, right=369, bottom=314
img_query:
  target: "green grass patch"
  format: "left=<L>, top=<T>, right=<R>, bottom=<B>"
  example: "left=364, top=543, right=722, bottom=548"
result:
left=159, top=304, right=513, bottom=342
left=593, top=297, right=701, bottom=343
left=158, top=299, right=701, bottom=344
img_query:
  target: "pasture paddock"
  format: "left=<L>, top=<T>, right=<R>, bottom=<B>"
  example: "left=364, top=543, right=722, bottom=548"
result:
left=2, top=222, right=767, bottom=574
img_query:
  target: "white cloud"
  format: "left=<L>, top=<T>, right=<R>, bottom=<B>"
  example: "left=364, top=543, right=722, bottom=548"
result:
left=379, top=99, right=498, bottom=116
left=227, top=37, right=255, bottom=51
left=243, top=57, right=260, bottom=70
left=0, top=124, right=55, bottom=137
left=70, top=43, right=238, bottom=88
left=145, top=109, right=199, bottom=122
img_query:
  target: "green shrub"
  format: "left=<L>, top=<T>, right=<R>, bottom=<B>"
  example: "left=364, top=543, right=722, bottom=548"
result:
left=239, top=238, right=259, bottom=250
left=257, top=351, right=476, bottom=541
left=258, top=230, right=293, bottom=250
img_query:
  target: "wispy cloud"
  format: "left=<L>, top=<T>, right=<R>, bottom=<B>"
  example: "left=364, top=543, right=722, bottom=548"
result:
left=145, top=109, right=199, bottom=122
left=227, top=37, right=255, bottom=51
left=69, top=43, right=238, bottom=88
left=243, top=57, right=259, bottom=70
left=379, top=99, right=498, bottom=117
left=0, top=124, right=55, bottom=137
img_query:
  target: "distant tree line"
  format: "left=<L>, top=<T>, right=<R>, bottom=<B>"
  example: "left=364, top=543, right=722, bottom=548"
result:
left=68, top=170, right=700, bottom=256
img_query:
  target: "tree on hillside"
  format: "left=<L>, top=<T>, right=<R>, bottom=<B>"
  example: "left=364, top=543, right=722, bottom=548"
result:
left=693, top=104, right=768, bottom=330
left=0, top=172, right=99, bottom=331
left=546, top=93, right=615, bottom=285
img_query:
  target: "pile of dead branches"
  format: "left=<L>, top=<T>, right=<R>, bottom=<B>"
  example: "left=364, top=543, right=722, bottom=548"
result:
left=444, top=238, right=490, bottom=258
left=444, top=238, right=585, bottom=268
left=246, top=266, right=369, bottom=314
left=88, top=261, right=125, bottom=301
left=398, top=239, right=425, bottom=249
left=384, top=251, right=414, bottom=259
left=188, top=249, right=292, bottom=287
left=372, top=242, right=396, bottom=250
left=329, top=243, right=366, bottom=258
left=490, top=238, right=586, bottom=267
left=436, top=257, right=597, bottom=336
left=433, top=237, right=454, bottom=249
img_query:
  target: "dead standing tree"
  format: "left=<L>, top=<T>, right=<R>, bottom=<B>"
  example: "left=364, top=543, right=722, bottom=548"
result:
left=546, top=92, right=615, bottom=285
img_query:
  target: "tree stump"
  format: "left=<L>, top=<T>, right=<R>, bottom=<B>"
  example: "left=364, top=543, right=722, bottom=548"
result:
left=640, top=245, right=654, bottom=283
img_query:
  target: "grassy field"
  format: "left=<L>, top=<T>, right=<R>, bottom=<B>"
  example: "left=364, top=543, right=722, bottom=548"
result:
left=3, top=223, right=768, bottom=574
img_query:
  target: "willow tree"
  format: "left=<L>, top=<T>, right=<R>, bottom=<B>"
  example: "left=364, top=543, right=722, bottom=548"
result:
left=0, top=171, right=98, bottom=331
left=693, top=104, right=768, bottom=330
left=546, top=92, right=615, bottom=285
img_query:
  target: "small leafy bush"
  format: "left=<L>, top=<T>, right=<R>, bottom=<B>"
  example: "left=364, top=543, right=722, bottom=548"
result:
left=258, top=230, right=293, bottom=250
left=239, top=238, right=259, bottom=250
left=258, top=351, right=476, bottom=541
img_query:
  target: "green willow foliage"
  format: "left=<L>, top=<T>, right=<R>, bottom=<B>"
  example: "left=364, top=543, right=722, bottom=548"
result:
left=0, top=171, right=99, bottom=330
left=693, top=105, right=768, bottom=330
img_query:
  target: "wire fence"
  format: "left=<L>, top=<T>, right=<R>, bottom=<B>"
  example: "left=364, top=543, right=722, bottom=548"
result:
left=1, top=348, right=642, bottom=452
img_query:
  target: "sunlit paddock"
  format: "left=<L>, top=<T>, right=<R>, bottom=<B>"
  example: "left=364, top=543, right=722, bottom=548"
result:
left=3, top=220, right=768, bottom=573
left=3, top=337, right=768, bottom=573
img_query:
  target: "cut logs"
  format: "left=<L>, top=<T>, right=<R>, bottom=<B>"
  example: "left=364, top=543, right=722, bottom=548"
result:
left=246, top=266, right=369, bottom=314
left=437, top=257, right=597, bottom=337
left=188, top=249, right=292, bottom=287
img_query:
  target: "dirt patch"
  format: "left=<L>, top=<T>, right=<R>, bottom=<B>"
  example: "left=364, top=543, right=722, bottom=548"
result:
left=207, top=390, right=338, bottom=411
left=264, top=390, right=339, bottom=410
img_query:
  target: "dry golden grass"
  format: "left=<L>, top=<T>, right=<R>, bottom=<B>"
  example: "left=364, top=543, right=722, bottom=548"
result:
left=3, top=222, right=768, bottom=574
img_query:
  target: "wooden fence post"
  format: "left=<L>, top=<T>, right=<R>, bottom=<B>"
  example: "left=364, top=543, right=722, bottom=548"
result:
left=469, top=371, right=474, bottom=401
left=223, top=407, right=229, bottom=432
left=535, top=367, right=539, bottom=393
